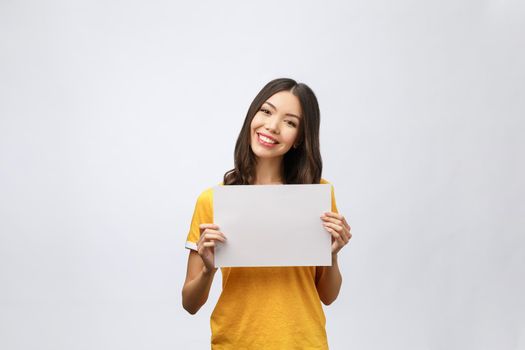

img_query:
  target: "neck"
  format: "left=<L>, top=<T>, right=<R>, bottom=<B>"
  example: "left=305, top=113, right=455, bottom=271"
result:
left=254, top=157, right=284, bottom=185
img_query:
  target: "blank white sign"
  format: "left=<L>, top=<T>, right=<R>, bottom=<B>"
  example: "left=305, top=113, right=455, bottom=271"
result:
left=213, top=184, right=332, bottom=267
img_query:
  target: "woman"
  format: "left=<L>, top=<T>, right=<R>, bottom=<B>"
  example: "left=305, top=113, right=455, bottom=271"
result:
left=182, top=78, right=352, bottom=349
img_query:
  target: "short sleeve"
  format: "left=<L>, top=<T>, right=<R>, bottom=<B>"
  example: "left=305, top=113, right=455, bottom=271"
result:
left=320, top=178, right=339, bottom=214
left=185, top=188, right=214, bottom=251
left=330, top=184, right=339, bottom=214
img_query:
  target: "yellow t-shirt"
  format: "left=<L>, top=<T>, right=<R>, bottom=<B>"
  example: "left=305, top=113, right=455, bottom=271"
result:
left=185, top=179, right=339, bottom=350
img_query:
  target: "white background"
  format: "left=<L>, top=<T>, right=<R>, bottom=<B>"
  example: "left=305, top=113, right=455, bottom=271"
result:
left=1, top=1, right=524, bottom=349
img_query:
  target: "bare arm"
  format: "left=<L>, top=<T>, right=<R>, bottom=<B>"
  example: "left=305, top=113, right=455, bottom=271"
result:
left=316, top=212, right=352, bottom=305
left=182, top=250, right=217, bottom=314
left=315, top=255, right=342, bottom=305
left=181, top=224, right=226, bottom=314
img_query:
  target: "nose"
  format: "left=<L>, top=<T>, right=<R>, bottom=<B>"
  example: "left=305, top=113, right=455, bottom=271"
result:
left=264, top=115, right=280, bottom=134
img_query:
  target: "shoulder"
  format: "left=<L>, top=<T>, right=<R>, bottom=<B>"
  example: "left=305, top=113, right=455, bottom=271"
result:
left=321, top=178, right=339, bottom=212
left=320, top=178, right=332, bottom=185
left=320, top=178, right=337, bottom=197
left=195, top=187, right=214, bottom=206
left=195, top=181, right=226, bottom=203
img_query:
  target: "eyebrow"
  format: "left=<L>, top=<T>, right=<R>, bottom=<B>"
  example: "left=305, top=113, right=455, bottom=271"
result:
left=263, top=101, right=301, bottom=119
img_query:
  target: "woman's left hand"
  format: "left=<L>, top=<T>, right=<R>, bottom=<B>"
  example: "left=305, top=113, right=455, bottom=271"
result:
left=321, top=212, right=352, bottom=255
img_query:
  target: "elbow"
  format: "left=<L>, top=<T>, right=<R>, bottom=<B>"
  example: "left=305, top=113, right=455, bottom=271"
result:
left=183, top=305, right=198, bottom=315
left=182, top=299, right=201, bottom=315
left=317, top=286, right=341, bottom=305
left=182, top=290, right=201, bottom=315
left=320, top=296, right=337, bottom=306
left=317, top=288, right=339, bottom=306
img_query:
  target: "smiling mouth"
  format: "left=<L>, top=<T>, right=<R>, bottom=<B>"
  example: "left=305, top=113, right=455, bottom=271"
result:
left=257, top=132, right=279, bottom=146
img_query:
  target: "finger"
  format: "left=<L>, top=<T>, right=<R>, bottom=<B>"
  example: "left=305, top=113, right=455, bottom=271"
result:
left=199, top=223, right=219, bottom=233
left=202, top=229, right=224, bottom=236
left=336, top=226, right=350, bottom=244
left=198, top=240, right=216, bottom=252
left=327, top=227, right=350, bottom=244
left=323, top=221, right=344, bottom=234
left=197, top=240, right=205, bottom=251
left=199, top=229, right=226, bottom=242
left=341, top=216, right=351, bottom=230
left=323, top=212, right=344, bottom=221
left=197, top=241, right=209, bottom=254
left=325, top=226, right=346, bottom=246
left=341, top=230, right=350, bottom=244
left=339, top=225, right=351, bottom=240
left=201, top=233, right=227, bottom=243
left=320, top=215, right=344, bottom=226
left=324, top=212, right=351, bottom=231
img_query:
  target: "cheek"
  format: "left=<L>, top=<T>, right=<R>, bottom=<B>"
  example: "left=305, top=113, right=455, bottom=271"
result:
left=282, top=128, right=299, bottom=145
left=250, top=115, right=263, bottom=132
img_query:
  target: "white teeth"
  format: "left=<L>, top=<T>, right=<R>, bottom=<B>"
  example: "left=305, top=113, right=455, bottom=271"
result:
left=259, top=134, right=277, bottom=144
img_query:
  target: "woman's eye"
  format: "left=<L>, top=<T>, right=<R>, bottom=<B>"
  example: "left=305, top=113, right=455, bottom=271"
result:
left=285, top=120, right=297, bottom=128
left=260, top=108, right=271, bottom=115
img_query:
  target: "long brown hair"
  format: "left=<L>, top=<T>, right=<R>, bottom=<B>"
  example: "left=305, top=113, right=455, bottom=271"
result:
left=223, top=78, right=322, bottom=185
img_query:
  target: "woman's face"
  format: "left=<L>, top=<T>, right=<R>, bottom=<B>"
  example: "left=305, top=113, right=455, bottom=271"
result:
left=250, top=90, right=302, bottom=160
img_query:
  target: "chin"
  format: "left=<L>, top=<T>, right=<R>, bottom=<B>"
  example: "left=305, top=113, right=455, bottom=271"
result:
left=251, top=146, right=287, bottom=160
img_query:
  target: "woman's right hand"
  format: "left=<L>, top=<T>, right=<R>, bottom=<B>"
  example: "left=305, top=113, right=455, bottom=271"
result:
left=197, top=224, right=227, bottom=273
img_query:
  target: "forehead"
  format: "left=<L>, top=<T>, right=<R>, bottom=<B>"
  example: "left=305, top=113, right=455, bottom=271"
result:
left=265, top=91, right=302, bottom=116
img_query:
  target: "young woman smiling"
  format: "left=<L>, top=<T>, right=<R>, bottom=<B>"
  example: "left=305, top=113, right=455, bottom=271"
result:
left=182, top=78, right=352, bottom=349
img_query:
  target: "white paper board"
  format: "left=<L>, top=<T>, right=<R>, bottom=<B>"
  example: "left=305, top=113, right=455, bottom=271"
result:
left=213, top=184, right=332, bottom=267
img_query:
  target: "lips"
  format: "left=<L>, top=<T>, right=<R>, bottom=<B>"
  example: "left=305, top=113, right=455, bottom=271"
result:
left=256, top=132, right=279, bottom=147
